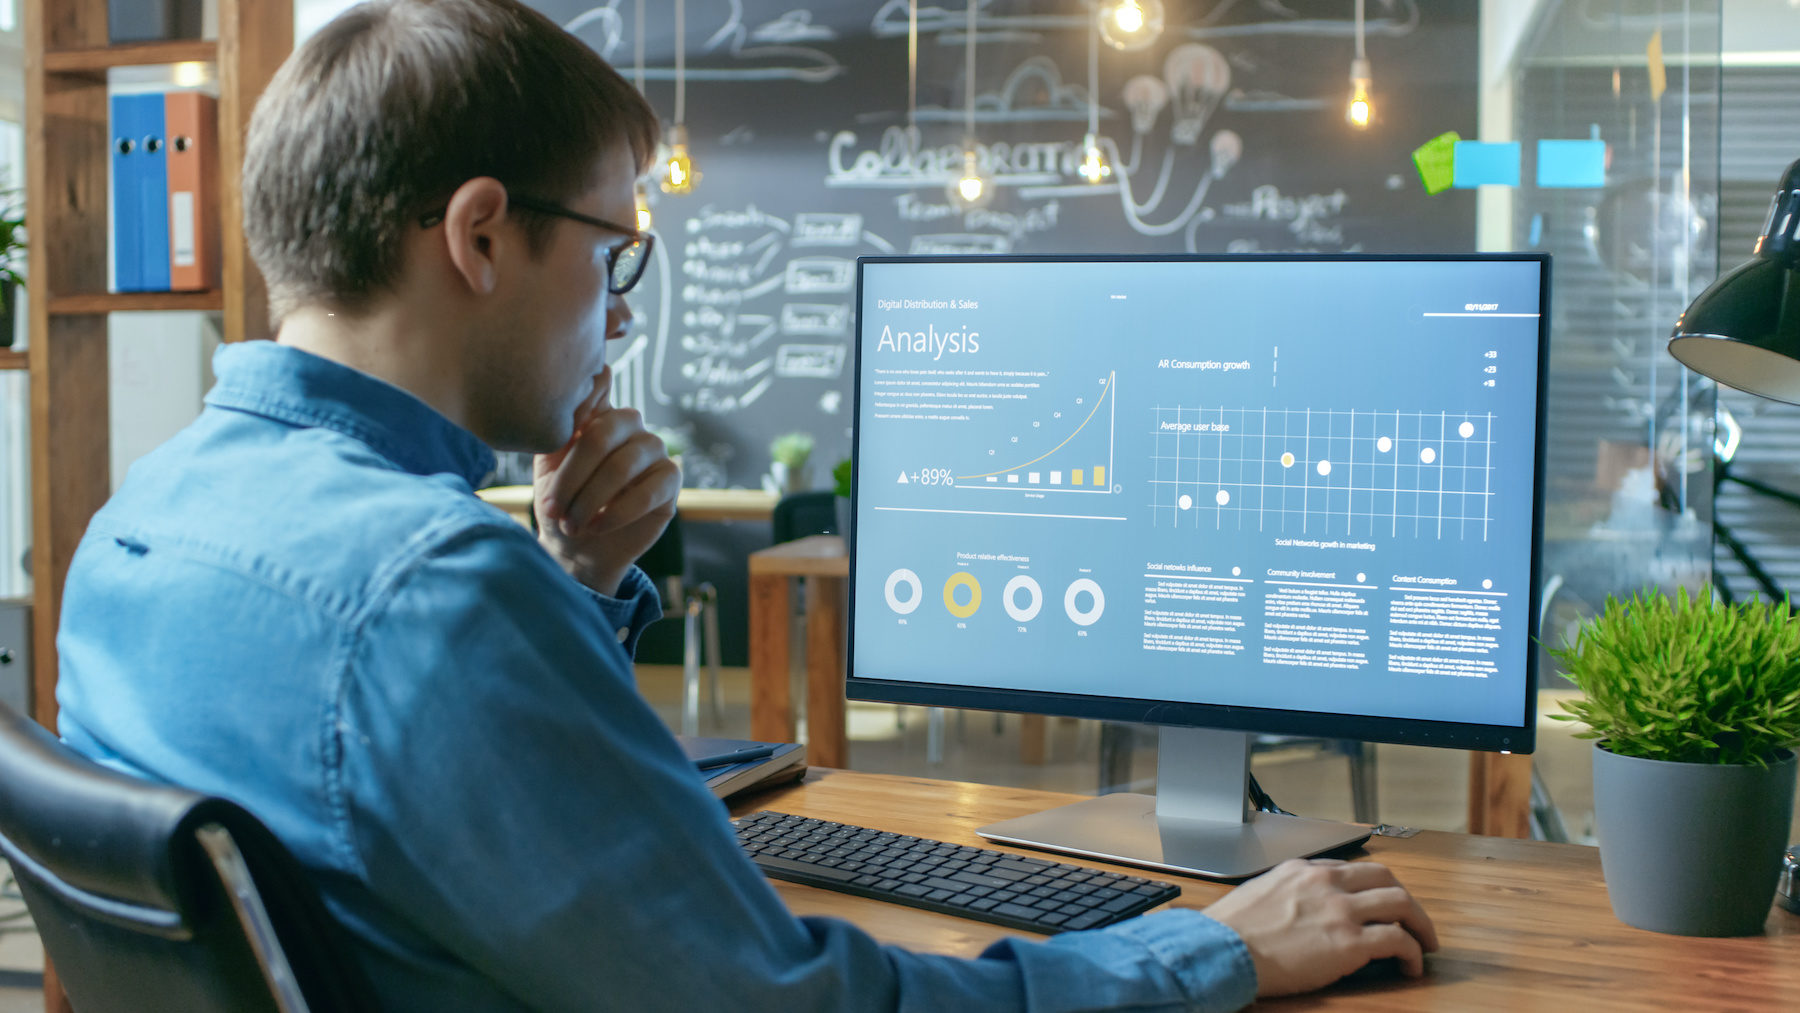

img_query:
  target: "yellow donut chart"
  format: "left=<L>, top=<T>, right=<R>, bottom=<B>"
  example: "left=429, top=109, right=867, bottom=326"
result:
left=942, top=572, right=983, bottom=619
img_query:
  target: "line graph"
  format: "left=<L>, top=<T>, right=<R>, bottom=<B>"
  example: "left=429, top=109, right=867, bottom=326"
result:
left=1148, top=406, right=1498, bottom=539
left=954, top=371, right=1117, bottom=494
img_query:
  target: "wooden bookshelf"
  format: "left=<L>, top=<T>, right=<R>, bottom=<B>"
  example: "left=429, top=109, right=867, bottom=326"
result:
left=42, top=38, right=216, bottom=74
left=0, top=349, right=26, bottom=371
left=23, top=3, right=291, bottom=683
left=48, top=290, right=224, bottom=314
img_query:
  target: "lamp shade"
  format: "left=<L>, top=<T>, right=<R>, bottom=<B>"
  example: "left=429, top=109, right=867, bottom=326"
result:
left=1668, top=158, right=1800, bottom=405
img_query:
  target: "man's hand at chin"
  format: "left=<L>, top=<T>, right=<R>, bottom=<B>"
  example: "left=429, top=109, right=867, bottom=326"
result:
left=532, top=367, right=680, bottom=597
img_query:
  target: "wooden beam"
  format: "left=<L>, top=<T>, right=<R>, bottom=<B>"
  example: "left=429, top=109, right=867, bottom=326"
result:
left=1468, top=752, right=1534, bottom=838
left=218, top=0, right=293, bottom=343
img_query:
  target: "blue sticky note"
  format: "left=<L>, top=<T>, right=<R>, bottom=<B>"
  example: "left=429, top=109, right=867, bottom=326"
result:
left=1537, top=139, right=1606, bottom=188
left=1451, top=141, right=1520, bottom=188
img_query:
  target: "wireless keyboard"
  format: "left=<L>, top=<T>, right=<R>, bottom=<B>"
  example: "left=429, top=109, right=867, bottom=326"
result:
left=733, top=810, right=1180, bottom=933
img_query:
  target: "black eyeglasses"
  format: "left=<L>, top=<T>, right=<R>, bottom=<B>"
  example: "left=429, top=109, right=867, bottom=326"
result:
left=418, top=192, right=655, bottom=295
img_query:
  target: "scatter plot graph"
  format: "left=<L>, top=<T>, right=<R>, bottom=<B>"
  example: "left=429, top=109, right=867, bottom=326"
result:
left=1148, top=406, right=1497, bottom=539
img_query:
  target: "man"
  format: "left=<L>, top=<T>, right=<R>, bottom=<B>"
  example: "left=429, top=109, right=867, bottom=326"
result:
left=55, top=2, right=1436, bottom=1010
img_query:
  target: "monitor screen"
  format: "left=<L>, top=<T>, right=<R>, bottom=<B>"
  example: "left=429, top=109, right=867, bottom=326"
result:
left=846, top=254, right=1548, bottom=757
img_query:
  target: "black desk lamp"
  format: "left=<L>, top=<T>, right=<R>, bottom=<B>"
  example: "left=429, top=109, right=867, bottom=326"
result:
left=1669, top=158, right=1800, bottom=403
left=1665, top=157, right=1800, bottom=914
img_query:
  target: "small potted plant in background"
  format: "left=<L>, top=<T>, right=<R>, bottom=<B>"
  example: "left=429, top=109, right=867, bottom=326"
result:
left=1553, top=586, right=1800, bottom=936
left=0, top=190, right=25, bottom=349
left=832, top=456, right=853, bottom=544
left=767, top=431, right=815, bottom=495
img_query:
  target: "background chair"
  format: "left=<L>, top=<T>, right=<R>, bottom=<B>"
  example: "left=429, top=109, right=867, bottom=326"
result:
left=0, top=701, right=376, bottom=1013
left=770, top=491, right=839, bottom=545
left=637, top=511, right=723, bottom=736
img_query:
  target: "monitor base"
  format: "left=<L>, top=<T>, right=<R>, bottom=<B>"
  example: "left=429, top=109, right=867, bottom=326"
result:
left=977, top=791, right=1372, bottom=880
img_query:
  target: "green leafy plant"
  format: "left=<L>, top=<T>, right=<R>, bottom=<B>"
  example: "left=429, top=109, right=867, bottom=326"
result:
left=832, top=457, right=852, bottom=498
left=769, top=431, right=815, bottom=470
left=1551, top=586, right=1800, bottom=766
left=0, top=188, right=26, bottom=289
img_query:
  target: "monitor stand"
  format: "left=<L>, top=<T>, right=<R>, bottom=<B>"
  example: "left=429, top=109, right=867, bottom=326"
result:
left=976, top=726, right=1373, bottom=879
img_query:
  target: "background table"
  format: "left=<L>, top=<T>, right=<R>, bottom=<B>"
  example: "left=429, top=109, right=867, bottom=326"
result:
left=475, top=485, right=778, bottom=526
left=734, top=769, right=1800, bottom=1010
left=749, top=535, right=849, bottom=767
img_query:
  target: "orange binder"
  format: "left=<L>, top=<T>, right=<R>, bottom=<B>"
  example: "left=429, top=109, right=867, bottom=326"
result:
left=164, top=91, right=219, bottom=292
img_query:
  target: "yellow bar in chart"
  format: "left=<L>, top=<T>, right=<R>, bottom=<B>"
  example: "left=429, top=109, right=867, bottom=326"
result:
left=1094, top=466, right=1106, bottom=486
left=1072, top=469, right=1084, bottom=486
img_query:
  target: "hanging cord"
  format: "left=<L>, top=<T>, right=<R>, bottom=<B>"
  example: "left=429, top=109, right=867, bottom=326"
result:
left=633, top=0, right=645, bottom=92
left=963, top=0, right=976, bottom=141
left=674, top=0, right=687, bottom=126
left=907, top=0, right=918, bottom=131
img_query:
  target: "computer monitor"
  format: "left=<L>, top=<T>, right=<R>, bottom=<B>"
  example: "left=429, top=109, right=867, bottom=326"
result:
left=846, top=253, right=1549, bottom=878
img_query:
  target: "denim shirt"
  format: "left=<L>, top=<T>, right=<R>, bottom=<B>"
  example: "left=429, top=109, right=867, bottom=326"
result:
left=56, top=341, right=1256, bottom=1012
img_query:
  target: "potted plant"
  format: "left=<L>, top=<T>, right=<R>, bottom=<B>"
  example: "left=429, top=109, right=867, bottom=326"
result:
left=0, top=190, right=25, bottom=349
left=767, top=431, right=815, bottom=495
left=1552, top=586, right=1800, bottom=936
left=831, top=456, right=853, bottom=544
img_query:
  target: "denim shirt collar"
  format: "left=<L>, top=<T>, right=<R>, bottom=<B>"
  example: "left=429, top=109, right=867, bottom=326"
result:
left=205, top=341, right=496, bottom=488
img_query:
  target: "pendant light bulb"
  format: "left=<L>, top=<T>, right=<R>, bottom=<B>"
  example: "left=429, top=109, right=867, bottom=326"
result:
left=1098, top=0, right=1163, bottom=52
left=634, top=182, right=654, bottom=230
left=948, top=145, right=994, bottom=209
left=1346, top=58, right=1373, bottom=129
left=1078, top=133, right=1112, bottom=183
left=661, top=124, right=698, bottom=195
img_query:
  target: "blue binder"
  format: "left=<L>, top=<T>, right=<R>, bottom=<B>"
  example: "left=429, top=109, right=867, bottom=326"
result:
left=110, top=93, right=171, bottom=292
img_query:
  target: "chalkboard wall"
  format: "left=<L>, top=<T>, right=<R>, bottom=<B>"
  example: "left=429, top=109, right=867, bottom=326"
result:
left=529, top=0, right=1480, bottom=665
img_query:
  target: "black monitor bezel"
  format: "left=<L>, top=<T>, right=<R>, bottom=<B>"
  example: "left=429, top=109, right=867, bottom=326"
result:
left=845, top=252, right=1551, bottom=755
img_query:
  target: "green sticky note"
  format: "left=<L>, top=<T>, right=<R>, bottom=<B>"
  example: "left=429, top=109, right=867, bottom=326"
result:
left=1412, top=131, right=1461, bottom=195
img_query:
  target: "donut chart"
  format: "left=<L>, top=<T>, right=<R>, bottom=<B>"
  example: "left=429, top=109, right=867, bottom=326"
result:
left=1003, top=576, right=1044, bottom=622
left=884, top=569, right=923, bottom=614
left=942, top=572, right=983, bottom=619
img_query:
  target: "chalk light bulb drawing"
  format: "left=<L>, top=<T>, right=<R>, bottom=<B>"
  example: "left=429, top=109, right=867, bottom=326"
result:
left=1208, top=129, right=1243, bottom=179
left=1122, top=74, right=1170, bottom=135
left=1163, top=43, right=1231, bottom=146
left=1098, top=0, right=1163, bottom=52
left=1079, top=132, right=1112, bottom=182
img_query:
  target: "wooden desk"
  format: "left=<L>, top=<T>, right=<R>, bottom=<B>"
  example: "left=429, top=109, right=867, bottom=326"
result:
left=748, top=535, right=849, bottom=768
left=735, top=769, right=1800, bottom=1010
left=475, top=485, right=778, bottom=526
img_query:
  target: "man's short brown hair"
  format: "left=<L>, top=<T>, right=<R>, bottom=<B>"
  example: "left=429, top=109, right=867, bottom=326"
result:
left=243, top=0, right=659, bottom=322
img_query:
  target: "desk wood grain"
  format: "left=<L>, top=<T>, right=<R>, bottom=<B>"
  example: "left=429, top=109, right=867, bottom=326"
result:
left=733, top=770, right=1800, bottom=1011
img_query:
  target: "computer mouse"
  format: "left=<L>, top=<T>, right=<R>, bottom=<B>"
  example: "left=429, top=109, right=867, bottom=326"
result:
left=1339, top=956, right=1405, bottom=984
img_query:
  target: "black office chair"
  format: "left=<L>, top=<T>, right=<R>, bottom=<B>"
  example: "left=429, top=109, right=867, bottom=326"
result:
left=771, top=490, right=839, bottom=545
left=0, top=702, right=376, bottom=1013
left=637, top=511, right=722, bottom=735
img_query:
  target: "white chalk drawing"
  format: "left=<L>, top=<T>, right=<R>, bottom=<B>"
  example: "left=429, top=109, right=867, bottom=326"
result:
left=908, top=233, right=1011, bottom=255
left=791, top=212, right=864, bottom=246
left=911, top=55, right=1093, bottom=124
left=609, top=333, right=650, bottom=412
left=776, top=343, right=848, bottom=380
left=783, top=257, right=857, bottom=294
left=563, top=0, right=845, bottom=83
left=781, top=303, right=852, bottom=336
left=608, top=0, right=1426, bottom=430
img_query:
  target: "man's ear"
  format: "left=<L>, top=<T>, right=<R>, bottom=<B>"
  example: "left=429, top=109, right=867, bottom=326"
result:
left=439, top=177, right=511, bottom=295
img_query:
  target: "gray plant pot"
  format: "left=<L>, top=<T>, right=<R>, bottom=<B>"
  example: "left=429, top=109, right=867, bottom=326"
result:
left=1593, top=742, right=1797, bottom=936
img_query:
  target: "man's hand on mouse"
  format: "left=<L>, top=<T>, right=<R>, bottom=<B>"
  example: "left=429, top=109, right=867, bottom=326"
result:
left=533, top=367, right=680, bottom=598
left=1203, top=857, right=1439, bottom=997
